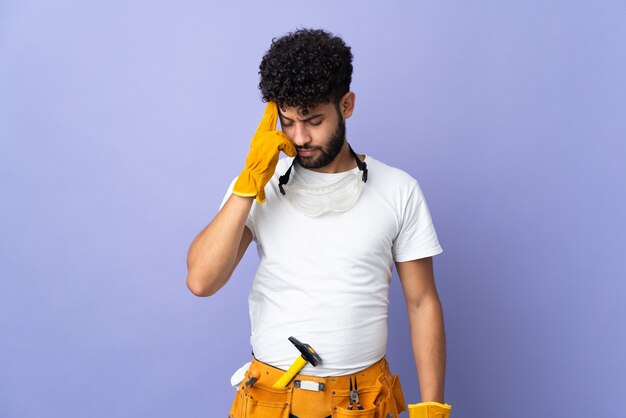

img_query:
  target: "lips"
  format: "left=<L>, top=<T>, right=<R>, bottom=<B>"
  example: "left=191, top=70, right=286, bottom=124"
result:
left=297, top=148, right=318, bottom=157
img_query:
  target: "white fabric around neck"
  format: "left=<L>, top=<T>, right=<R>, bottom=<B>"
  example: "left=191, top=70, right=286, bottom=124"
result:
left=282, top=161, right=365, bottom=217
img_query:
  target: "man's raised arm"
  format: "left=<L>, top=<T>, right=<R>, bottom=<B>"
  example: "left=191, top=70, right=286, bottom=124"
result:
left=185, top=101, right=295, bottom=297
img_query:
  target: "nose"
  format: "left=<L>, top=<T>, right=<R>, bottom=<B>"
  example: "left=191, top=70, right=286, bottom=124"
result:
left=290, top=122, right=312, bottom=147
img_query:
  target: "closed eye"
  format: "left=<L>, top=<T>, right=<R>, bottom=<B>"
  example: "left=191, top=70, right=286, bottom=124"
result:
left=279, top=117, right=323, bottom=127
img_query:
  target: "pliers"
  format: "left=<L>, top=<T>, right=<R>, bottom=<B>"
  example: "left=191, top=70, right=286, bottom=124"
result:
left=347, top=376, right=364, bottom=410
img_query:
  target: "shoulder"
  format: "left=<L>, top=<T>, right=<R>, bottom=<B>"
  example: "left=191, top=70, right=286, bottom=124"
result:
left=366, top=155, right=420, bottom=192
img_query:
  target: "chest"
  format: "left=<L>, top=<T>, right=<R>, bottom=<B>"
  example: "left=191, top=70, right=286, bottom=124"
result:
left=253, top=188, right=400, bottom=263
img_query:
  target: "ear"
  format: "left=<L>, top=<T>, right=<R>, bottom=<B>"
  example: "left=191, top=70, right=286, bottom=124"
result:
left=339, top=91, right=356, bottom=120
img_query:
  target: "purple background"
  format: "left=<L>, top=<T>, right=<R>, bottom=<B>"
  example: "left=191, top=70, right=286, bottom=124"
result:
left=1, top=1, right=625, bottom=417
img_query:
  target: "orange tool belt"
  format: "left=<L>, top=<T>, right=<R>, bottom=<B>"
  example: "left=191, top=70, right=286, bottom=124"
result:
left=229, top=355, right=407, bottom=418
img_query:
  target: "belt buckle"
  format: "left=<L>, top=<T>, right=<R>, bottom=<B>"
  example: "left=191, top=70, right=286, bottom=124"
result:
left=294, top=379, right=325, bottom=392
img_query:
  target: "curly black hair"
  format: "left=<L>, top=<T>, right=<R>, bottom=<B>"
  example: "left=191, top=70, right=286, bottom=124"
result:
left=259, top=28, right=353, bottom=110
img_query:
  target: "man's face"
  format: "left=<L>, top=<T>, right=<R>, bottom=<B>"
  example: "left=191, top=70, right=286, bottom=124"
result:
left=277, top=101, right=345, bottom=169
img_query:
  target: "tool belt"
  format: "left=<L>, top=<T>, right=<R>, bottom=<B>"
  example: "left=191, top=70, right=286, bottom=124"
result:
left=229, top=356, right=406, bottom=418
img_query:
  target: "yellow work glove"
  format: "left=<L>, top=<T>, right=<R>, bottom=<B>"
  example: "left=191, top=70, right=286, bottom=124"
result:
left=408, top=401, right=452, bottom=418
left=232, top=101, right=296, bottom=204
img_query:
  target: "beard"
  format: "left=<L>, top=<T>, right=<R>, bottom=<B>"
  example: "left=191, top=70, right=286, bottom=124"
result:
left=296, top=117, right=346, bottom=169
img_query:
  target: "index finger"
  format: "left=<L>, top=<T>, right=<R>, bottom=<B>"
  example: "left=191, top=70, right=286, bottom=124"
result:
left=254, top=101, right=279, bottom=135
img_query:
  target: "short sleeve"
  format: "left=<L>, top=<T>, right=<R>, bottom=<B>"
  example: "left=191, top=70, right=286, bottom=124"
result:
left=392, top=180, right=443, bottom=262
left=220, top=176, right=256, bottom=240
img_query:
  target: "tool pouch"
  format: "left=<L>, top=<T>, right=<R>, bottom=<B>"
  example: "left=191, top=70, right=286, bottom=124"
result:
left=229, top=371, right=293, bottom=418
left=329, top=373, right=406, bottom=418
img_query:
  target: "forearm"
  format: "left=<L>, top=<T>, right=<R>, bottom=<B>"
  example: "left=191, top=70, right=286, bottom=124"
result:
left=186, top=194, right=253, bottom=296
left=407, top=297, right=446, bottom=403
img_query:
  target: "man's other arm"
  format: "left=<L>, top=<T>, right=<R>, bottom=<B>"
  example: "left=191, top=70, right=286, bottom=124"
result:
left=186, top=195, right=254, bottom=297
left=396, top=256, right=446, bottom=403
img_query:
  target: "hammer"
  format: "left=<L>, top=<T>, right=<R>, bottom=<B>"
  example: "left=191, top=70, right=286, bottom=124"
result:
left=272, top=336, right=322, bottom=388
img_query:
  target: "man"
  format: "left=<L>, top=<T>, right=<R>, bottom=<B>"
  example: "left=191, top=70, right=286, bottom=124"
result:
left=186, top=28, right=452, bottom=418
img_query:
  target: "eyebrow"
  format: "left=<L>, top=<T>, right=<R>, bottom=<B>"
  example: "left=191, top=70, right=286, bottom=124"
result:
left=278, top=112, right=325, bottom=122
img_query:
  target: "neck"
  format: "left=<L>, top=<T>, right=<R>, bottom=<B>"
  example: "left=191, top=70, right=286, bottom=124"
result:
left=308, top=141, right=364, bottom=173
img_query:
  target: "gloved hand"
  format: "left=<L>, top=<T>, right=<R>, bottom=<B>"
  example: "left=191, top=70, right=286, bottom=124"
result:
left=232, top=101, right=296, bottom=204
left=408, top=401, right=452, bottom=418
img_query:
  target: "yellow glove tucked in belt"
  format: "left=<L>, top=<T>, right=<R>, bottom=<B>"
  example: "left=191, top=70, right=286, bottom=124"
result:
left=233, top=101, right=296, bottom=204
left=408, top=401, right=452, bottom=418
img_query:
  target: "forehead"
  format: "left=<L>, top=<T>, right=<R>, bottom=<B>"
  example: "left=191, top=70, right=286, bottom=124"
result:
left=278, top=101, right=336, bottom=118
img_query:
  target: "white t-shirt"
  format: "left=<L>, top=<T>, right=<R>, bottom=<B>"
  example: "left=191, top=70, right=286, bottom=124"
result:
left=221, top=155, right=443, bottom=376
